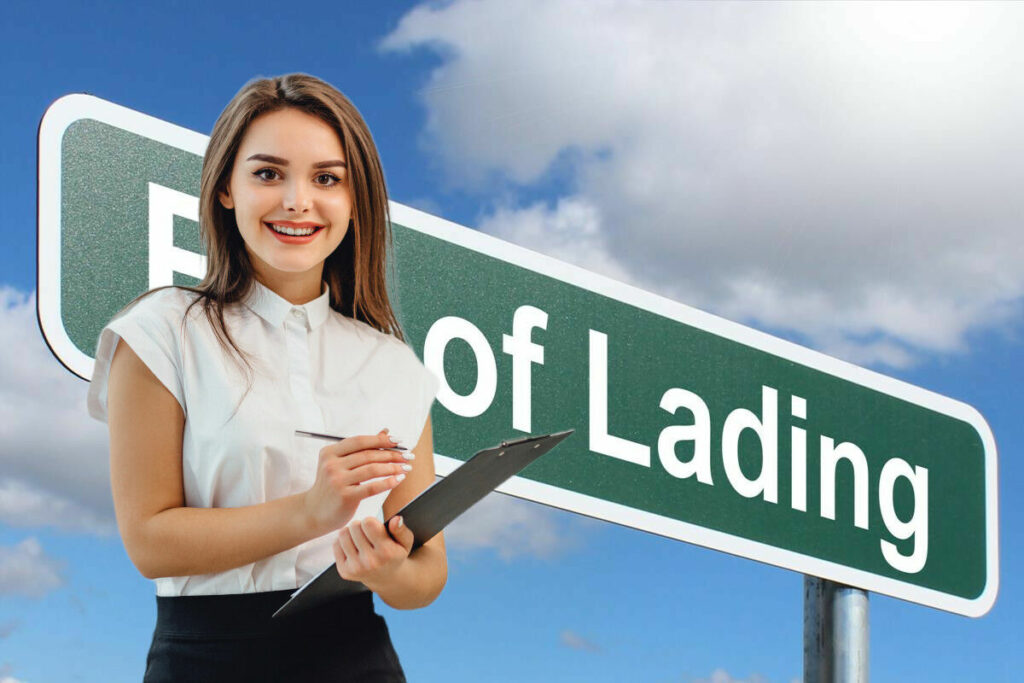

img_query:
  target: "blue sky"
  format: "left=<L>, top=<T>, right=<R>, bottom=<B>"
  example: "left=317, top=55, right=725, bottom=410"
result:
left=2, top=1, right=1021, bottom=681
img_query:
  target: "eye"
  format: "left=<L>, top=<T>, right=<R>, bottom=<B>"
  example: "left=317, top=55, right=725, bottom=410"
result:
left=315, top=172, right=342, bottom=187
left=254, top=168, right=280, bottom=181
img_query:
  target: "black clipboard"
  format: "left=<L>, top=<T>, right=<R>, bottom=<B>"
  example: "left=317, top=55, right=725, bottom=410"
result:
left=273, top=429, right=574, bottom=619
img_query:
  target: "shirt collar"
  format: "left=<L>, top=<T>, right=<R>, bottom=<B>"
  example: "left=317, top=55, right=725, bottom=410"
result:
left=243, top=279, right=331, bottom=330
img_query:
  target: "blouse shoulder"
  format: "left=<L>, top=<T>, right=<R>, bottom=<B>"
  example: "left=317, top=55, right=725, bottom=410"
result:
left=338, top=314, right=422, bottom=365
left=332, top=314, right=441, bottom=439
left=85, top=286, right=200, bottom=423
left=110, top=286, right=202, bottom=328
left=142, top=286, right=203, bottom=315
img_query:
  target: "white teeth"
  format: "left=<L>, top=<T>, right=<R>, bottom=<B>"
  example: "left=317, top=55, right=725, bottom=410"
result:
left=268, top=223, right=318, bottom=236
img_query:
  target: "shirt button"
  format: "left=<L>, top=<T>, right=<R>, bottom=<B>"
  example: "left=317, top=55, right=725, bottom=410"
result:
left=291, top=308, right=304, bottom=318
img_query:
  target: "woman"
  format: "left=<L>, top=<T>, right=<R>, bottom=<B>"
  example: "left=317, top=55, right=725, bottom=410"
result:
left=86, top=73, right=445, bottom=681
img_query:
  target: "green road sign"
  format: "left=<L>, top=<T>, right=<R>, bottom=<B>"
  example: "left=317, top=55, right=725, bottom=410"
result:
left=38, top=94, right=999, bottom=617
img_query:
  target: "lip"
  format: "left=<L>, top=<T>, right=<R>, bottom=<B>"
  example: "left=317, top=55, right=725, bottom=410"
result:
left=265, top=220, right=323, bottom=229
left=264, top=221, right=324, bottom=244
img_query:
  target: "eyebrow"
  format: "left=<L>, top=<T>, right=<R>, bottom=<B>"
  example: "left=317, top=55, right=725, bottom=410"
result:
left=245, top=153, right=347, bottom=169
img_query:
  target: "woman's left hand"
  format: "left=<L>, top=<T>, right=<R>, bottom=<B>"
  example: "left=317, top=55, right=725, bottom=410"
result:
left=334, top=515, right=415, bottom=587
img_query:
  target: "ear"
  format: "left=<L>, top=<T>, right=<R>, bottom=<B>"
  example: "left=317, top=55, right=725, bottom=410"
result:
left=218, top=186, right=234, bottom=210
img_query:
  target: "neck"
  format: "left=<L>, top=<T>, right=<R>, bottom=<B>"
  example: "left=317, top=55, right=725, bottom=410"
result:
left=253, top=266, right=324, bottom=305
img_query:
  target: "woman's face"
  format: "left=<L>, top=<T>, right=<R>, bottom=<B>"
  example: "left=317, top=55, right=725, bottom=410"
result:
left=218, top=107, right=352, bottom=293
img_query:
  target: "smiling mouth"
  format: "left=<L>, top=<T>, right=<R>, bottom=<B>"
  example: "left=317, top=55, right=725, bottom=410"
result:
left=264, top=222, right=325, bottom=237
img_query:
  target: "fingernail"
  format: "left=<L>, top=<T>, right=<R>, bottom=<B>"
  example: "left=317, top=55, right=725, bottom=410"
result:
left=395, top=473, right=406, bottom=483
left=397, top=516, right=404, bottom=528
left=403, top=453, right=415, bottom=460
left=401, top=464, right=412, bottom=472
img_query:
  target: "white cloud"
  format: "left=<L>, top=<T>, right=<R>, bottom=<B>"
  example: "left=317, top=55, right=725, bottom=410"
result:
left=382, top=1, right=1024, bottom=367
left=0, top=479, right=113, bottom=534
left=0, top=537, right=64, bottom=598
left=481, top=197, right=636, bottom=287
left=0, top=287, right=115, bottom=534
left=692, top=669, right=769, bottom=683
left=444, top=490, right=593, bottom=560
left=560, top=629, right=602, bottom=653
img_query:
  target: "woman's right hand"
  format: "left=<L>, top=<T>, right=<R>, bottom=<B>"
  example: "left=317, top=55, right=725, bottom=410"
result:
left=303, top=430, right=412, bottom=536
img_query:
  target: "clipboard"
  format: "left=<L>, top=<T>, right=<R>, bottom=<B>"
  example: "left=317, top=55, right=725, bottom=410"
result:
left=273, top=429, right=574, bottom=619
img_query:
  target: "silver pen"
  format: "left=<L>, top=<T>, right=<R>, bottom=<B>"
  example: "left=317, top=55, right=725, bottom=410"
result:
left=294, top=429, right=407, bottom=451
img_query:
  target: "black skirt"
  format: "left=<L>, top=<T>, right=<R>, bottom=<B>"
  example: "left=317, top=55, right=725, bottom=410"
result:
left=143, top=589, right=406, bottom=683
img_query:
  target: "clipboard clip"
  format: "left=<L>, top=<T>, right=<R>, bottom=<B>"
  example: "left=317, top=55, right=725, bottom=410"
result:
left=500, top=434, right=541, bottom=448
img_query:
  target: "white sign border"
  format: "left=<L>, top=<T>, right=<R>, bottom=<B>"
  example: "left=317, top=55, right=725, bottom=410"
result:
left=37, top=93, right=208, bottom=380
left=38, top=93, right=999, bottom=617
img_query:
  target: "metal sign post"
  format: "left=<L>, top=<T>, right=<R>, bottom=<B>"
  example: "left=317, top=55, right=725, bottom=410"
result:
left=805, top=576, right=869, bottom=682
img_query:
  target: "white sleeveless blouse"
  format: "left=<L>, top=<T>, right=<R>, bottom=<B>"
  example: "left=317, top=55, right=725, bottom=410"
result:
left=86, top=280, right=439, bottom=596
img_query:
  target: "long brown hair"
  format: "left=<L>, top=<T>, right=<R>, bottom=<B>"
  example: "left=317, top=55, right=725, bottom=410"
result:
left=125, top=73, right=404, bottom=385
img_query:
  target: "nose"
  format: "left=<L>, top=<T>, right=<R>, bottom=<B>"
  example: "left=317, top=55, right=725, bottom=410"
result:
left=283, top=179, right=312, bottom=213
